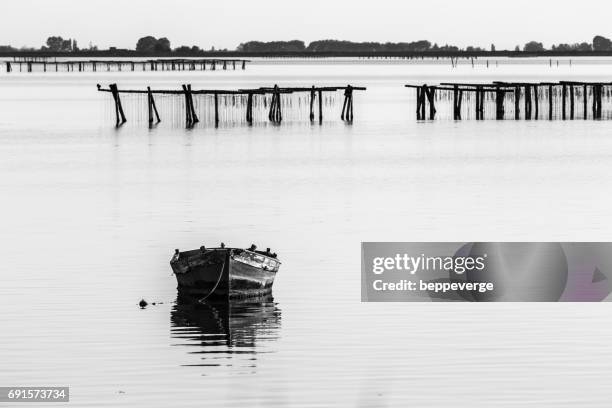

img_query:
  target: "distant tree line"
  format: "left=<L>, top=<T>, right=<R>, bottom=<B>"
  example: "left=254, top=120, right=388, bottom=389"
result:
left=236, top=39, right=467, bottom=53
left=238, top=36, right=612, bottom=53
left=519, top=35, right=612, bottom=52
left=3, top=34, right=612, bottom=54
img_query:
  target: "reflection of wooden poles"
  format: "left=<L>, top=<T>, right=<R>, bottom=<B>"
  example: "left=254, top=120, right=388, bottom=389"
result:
left=108, top=83, right=127, bottom=126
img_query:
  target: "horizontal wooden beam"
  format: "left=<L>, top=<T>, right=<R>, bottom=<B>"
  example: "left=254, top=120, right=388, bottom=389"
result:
left=97, top=84, right=367, bottom=95
left=405, top=84, right=512, bottom=92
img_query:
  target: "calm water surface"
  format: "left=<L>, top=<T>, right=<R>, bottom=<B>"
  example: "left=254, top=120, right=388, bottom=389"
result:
left=1, top=59, right=612, bottom=407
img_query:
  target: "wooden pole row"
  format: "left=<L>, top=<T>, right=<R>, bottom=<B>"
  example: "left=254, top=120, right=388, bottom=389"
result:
left=407, top=81, right=612, bottom=120
left=4, top=59, right=250, bottom=73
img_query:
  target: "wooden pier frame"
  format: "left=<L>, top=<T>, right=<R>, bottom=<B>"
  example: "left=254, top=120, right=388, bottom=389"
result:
left=97, top=84, right=366, bottom=127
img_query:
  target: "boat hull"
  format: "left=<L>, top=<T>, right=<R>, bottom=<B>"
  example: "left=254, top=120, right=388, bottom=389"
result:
left=170, top=248, right=279, bottom=299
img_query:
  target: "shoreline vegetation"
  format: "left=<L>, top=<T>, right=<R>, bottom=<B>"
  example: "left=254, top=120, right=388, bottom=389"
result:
left=4, top=35, right=612, bottom=58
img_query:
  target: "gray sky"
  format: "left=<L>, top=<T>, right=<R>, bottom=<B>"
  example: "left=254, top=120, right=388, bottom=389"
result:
left=1, top=0, right=610, bottom=50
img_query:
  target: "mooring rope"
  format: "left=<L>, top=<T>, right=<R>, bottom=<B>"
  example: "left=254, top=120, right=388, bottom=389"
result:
left=198, top=253, right=227, bottom=302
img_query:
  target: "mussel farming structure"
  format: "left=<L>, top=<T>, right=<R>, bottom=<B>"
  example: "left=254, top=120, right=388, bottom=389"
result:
left=406, top=81, right=612, bottom=120
left=97, top=84, right=366, bottom=127
left=3, top=58, right=249, bottom=73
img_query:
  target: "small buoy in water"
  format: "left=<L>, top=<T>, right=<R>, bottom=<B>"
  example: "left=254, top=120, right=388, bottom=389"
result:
left=139, top=299, right=148, bottom=308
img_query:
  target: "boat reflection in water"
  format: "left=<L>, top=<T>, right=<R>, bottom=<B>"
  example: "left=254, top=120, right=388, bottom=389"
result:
left=170, top=292, right=282, bottom=372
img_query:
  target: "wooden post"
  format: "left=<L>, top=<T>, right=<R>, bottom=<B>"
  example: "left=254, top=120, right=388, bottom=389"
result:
left=246, top=93, right=253, bottom=125
left=495, top=86, right=504, bottom=120
left=182, top=85, right=192, bottom=126
left=214, top=93, right=219, bottom=127
left=475, top=87, right=481, bottom=120
left=341, top=88, right=349, bottom=120
left=583, top=84, right=588, bottom=119
left=524, top=85, right=531, bottom=120
left=188, top=84, right=198, bottom=124
left=148, top=87, right=153, bottom=125
left=592, top=85, right=597, bottom=119
left=268, top=85, right=282, bottom=124
left=562, top=84, right=567, bottom=120
left=181, top=84, right=198, bottom=126
left=477, top=86, right=484, bottom=119
left=147, top=86, right=161, bottom=125
left=109, top=84, right=127, bottom=126
left=548, top=85, right=553, bottom=120
left=453, top=85, right=459, bottom=120
left=597, top=85, right=603, bottom=119
left=318, top=89, right=323, bottom=123
left=242, top=60, right=246, bottom=70
left=416, top=87, right=423, bottom=120
left=310, top=86, right=316, bottom=121
left=341, top=85, right=354, bottom=121
left=533, top=85, right=539, bottom=120
left=514, top=86, right=520, bottom=120
left=426, top=86, right=436, bottom=120
left=570, top=85, right=575, bottom=120
left=348, top=87, right=354, bottom=121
